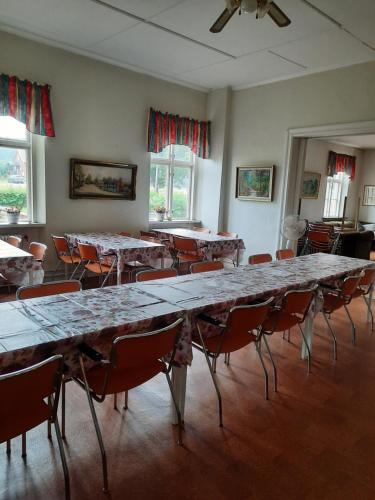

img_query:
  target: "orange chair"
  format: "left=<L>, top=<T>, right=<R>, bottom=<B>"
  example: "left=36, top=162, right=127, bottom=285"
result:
left=192, top=227, right=210, bottom=233
left=51, top=235, right=81, bottom=279
left=7, top=235, right=22, bottom=248
left=212, top=232, right=239, bottom=266
left=17, top=280, right=82, bottom=300
left=29, top=241, right=47, bottom=263
left=74, top=318, right=184, bottom=492
left=0, top=355, right=70, bottom=499
left=262, top=285, right=318, bottom=384
left=136, top=268, right=177, bottom=282
left=193, top=298, right=273, bottom=425
left=190, top=261, right=224, bottom=274
left=321, top=273, right=364, bottom=359
left=139, top=235, right=162, bottom=244
left=217, top=231, right=238, bottom=238
left=351, top=266, right=375, bottom=331
left=173, top=236, right=204, bottom=270
left=276, top=249, right=295, bottom=260
left=118, top=231, right=132, bottom=237
left=78, top=243, right=116, bottom=287
left=140, top=230, right=157, bottom=238
left=248, top=253, right=272, bottom=265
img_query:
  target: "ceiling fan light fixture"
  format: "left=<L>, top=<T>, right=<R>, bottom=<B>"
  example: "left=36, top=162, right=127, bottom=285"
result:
left=240, top=0, right=258, bottom=14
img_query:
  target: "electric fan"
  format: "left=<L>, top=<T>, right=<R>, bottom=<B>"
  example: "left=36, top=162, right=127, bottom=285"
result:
left=280, top=215, right=306, bottom=253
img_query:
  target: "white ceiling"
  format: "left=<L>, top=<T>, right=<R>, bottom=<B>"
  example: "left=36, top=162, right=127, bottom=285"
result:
left=326, top=135, right=375, bottom=150
left=0, top=0, right=375, bottom=91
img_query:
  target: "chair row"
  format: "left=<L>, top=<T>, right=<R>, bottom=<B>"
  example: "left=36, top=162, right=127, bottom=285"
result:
left=248, top=248, right=294, bottom=264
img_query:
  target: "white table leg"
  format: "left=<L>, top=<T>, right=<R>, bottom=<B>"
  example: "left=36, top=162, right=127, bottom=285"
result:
left=28, top=270, right=34, bottom=285
left=170, top=365, right=187, bottom=424
left=301, top=314, right=314, bottom=359
left=117, top=257, right=122, bottom=286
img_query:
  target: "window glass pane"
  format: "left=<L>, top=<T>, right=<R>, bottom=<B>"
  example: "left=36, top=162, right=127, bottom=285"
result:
left=173, top=145, right=192, bottom=162
left=172, top=166, right=191, bottom=219
left=151, top=146, right=170, bottom=160
left=0, top=116, right=27, bottom=141
left=149, top=163, right=168, bottom=219
left=0, top=147, right=28, bottom=222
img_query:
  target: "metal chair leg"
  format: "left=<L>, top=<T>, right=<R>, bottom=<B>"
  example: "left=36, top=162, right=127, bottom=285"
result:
left=224, top=353, right=231, bottom=365
left=53, top=418, right=71, bottom=500
left=21, top=433, right=26, bottom=458
left=6, top=440, right=11, bottom=455
left=61, top=378, right=66, bottom=439
left=69, top=262, right=81, bottom=280
left=298, top=324, right=311, bottom=373
left=255, top=340, right=269, bottom=400
left=344, top=304, right=356, bottom=345
left=212, top=357, right=217, bottom=374
left=113, top=393, right=118, bottom=410
left=123, top=391, right=128, bottom=410
left=287, top=329, right=291, bottom=342
left=363, top=294, right=374, bottom=332
left=262, top=335, right=277, bottom=391
left=322, top=312, right=337, bottom=360
left=165, top=372, right=183, bottom=446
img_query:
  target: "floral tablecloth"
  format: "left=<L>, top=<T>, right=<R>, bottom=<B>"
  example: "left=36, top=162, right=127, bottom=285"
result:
left=0, top=240, right=43, bottom=286
left=153, top=228, right=245, bottom=263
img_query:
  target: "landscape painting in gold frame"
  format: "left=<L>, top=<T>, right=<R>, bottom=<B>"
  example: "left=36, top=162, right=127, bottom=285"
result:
left=236, top=166, right=274, bottom=202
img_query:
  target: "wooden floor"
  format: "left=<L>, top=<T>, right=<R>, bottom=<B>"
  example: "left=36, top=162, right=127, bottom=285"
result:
left=2, top=294, right=375, bottom=499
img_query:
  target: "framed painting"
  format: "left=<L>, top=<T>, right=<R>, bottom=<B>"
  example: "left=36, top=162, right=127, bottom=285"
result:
left=363, top=185, right=375, bottom=206
left=236, top=166, right=274, bottom=202
left=301, top=171, right=321, bottom=199
left=70, top=159, right=137, bottom=200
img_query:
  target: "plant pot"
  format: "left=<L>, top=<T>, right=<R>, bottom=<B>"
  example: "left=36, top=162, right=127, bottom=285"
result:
left=7, top=212, right=20, bottom=224
left=155, top=212, right=165, bottom=222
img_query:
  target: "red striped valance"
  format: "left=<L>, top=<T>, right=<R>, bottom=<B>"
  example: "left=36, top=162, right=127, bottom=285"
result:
left=0, top=73, right=55, bottom=137
left=327, top=151, right=356, bottom=180
left=147, top=108, right=210, bottom=159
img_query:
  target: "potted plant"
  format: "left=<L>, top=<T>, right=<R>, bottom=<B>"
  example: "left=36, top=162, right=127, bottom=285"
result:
left=6, top=206, right=21, bottom=224
left=155, top=206, right=167, bottom=222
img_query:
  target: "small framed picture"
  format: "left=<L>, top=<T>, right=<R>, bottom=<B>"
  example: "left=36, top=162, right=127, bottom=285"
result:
left=236, top=166, right=274, bottom=202
left=301, top=171, right=321, bottom=199
left=70, top=159, right=137, bottom=200
left=363, top=185, right=375, bottom=206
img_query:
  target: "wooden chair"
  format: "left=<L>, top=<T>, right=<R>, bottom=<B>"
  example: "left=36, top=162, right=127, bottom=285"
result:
left=192, top=227, right=210, bottom=233
left=193, top=298, right=273, bottom=425
left=248, top=253, right=272, bottom=265
left=190, top=261, right=224, bottom=274
left=51, top=235, right=81, bottom=279
left=173, top=236, right=204, bottom=270
left=140, top=230, right=157, bottom=238
left=74, top=318, right=184, bottom=493
left=0, top=355, right=70, bottom=499
left=302, top=223, right=336, bottom=254
left=7, top=235, right=22, bottom=248
left=17, top=279, right=82, bottom=300
left=29, top=241, right=47, bottom=263
left=351, top=266, right=375, bottom=331
left=136, top=268, right=177, bottom=282
left=276, top=249, right=295, bottom=260
left=77, top=243, right=117, bottom=288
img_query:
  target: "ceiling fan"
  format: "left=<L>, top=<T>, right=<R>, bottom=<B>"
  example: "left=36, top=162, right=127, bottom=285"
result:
left=210, top=0, right=291, bottom=33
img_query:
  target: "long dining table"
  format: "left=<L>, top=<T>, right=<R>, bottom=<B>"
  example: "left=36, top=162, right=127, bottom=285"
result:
left=0, top=239, right=43, bottom=286
left=0, top=253, right=371, bottom=424
left=65, top=232, right=171, bottom=285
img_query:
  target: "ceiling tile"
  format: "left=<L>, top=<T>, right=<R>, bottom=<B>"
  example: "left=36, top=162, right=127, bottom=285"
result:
left=104, top=0, right=185, bottom=20
left=90, top=23, right=230, bottom=76
left=150, top=0, right=334, bottom=57
left=180, top=50, right=304, bottom=89
left=272, top=28, right=375, bottom=70
left=0, top=0, right=138, bottom=48
left=308, top=0, right=375, bottom=49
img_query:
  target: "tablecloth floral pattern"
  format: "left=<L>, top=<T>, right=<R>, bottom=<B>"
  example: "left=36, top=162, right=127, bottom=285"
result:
left=0, top=240, right=43, bottom=285
left=0, top=253, right=371, bottom=375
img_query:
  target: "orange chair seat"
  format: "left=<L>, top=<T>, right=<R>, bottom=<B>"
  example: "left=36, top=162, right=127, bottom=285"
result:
left=0, top=400, right=51, bottom=442
left=177, top=252, right=202, bottom=262
left=86, top=360, right=165, bottom=395
left=194, top=331, right=257, bottom=354
left=322, top=294, right=345, bottom=313
left=85, top=262, right=114, bottom=275
left=59, top=255, right=81, bottom=265
left=263, top=310, right=300, bottom=332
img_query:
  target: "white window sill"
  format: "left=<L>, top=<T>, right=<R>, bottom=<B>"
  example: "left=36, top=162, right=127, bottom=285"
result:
left=0, top=222, right=46, bottom=229
left=149, top=219, right=201, bottom=229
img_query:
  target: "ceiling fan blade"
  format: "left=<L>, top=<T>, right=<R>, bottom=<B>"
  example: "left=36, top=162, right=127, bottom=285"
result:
left=267, top=1, right=291, bottom=27
left=209, top=7, right=238, bottom=33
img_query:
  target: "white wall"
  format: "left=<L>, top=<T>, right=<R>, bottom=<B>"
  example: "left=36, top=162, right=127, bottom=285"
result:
left=0, top=31, right=207, bottom=266
left=300, top=138, right=363, bottom=222
left=225, top=60, right=375, bottom=259
left=359, top=149, right=375, bottom=222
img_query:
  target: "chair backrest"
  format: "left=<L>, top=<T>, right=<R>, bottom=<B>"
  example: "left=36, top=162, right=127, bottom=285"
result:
left=307, top=230, right=332, bottom=244
left=78, top=242, right=99, bottom=262
left=0, top=355, right=63, bottom=442
left=29, top=241, right=47, bottom=262
left=282, top=285, right=318, bottom=321
left=7, top=235, right=22, bottom=248
left=118, top=231, right=132, bottom=237
left=217, top=231, right=238, bottom=238
left=140, top=231, right=157, bottom=238
left=51, top=235, right=70, bottom=255
left=136, top=268, right=177, bottom=282
left=112, top=318, right=183, bottom=370
left=341, top=273, right=364, bottom=298
left=358, top=266, right=375, bottom=293
left=248, top=253, right=272, bottom=265
left=16, top=280, right=82, bottom=300
left=193, top=227, right=210, bottom=233
left=173, top=236, right=198, bottom=253
left=190, top=261, right=224, bottom=274
left=276, top=249, right=295, bottom=260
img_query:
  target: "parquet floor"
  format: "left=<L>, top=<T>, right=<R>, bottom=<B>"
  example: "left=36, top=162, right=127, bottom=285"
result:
left=1, top=293, right=375, bottom=499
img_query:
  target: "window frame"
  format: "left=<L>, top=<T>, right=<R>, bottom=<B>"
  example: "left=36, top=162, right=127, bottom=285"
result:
left=0, top=122, right=34, bottom=224
left=149, top=145, right=196, bottom=221
left=323, top=172, right=350, bottom=218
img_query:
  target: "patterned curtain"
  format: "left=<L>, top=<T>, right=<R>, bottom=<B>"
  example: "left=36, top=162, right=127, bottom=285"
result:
left=0, top=73, right=55, bottom=137
left=327, top=151, right=356, bottom=180
left=147, top=108, right=210, bottom=159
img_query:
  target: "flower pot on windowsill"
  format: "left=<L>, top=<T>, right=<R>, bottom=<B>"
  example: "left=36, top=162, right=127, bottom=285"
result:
left=6, top=210, right=21, bottom=224
left=155, top=212, right=165, bottom=222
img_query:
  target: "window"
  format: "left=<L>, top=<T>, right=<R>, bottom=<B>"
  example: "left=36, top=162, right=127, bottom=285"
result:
left=149, top=145, right=195, bottom=220
left=323, top=172, right=350, bottom=218
left=0, top=116, right=32, bottom=224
